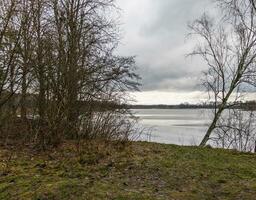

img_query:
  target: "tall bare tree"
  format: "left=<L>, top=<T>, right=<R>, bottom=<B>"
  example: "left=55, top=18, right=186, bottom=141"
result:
left=189, top=0, right=256, bottom=146
left=0, top=0, right=140, bottom=147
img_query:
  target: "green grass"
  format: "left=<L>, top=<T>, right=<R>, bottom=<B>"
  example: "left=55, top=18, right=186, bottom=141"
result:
left=0, top=142, right=256, bottom=200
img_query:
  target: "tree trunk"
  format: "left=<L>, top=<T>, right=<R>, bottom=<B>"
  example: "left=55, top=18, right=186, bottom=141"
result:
left=200, top=88, right=234, bottom=146
left=20, top=65, right=27, bottom=121
left=200, top=107, right=224, bottom=146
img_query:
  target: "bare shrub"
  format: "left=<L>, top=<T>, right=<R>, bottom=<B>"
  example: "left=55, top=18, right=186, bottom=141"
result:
left=212, top=109, right=256, bottom=152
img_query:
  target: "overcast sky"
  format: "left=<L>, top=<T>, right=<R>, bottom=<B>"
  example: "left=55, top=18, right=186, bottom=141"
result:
left=115, top=0, right=216, bottom=104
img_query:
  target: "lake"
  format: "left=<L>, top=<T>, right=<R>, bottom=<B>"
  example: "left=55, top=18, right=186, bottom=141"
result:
left=132, top=109, right=212, bottom=145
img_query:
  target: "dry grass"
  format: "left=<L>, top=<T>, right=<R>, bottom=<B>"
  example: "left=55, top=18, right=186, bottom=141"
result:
left=0, top=141, right=256, bottom=200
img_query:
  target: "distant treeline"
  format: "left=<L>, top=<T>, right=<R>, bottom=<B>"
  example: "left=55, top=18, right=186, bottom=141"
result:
left=127, top=101, right=256, bottom=110
left=6, top=93, right=256, bottom=111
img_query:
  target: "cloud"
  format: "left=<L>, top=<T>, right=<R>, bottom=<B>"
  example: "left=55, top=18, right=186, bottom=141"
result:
left=130, top=91, right=209, bottom=105
left=116, top=0, right=216, bottom=103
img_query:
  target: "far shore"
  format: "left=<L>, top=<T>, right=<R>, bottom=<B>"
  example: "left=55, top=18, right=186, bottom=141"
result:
left=129, top=102, right=256, bottom=110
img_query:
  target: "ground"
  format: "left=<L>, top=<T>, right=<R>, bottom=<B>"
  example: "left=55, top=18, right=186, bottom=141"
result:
left=0, top=141, right=256, bottom=200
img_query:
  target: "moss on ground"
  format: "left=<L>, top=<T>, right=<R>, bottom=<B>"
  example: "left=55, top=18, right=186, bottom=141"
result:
left=0, top=142, right=256, bottom=200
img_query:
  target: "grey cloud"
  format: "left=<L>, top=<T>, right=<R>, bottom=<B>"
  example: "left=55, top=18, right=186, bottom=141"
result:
left=137, top=63, right=200, bottom=91
left=116, top=0, right=214, bottom=92
left=141, top=0, right=211, bottom=37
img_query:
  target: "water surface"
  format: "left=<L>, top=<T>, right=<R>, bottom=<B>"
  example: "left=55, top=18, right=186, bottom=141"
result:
left=133, top=109, right=212, bottom=145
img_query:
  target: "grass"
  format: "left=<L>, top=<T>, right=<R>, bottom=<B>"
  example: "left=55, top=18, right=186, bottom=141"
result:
left=0, top=141, right=256, bottom=200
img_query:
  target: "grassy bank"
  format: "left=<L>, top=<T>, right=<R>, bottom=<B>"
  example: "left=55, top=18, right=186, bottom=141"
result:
left=0, top=142, right=256, bottom=200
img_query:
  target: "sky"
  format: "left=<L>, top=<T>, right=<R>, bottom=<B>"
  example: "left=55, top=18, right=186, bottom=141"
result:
left=115, top=0, right=215, bottom=105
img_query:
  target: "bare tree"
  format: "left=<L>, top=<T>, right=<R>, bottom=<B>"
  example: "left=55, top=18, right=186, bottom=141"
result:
left=18, top=0, right=35, bottom=121
left=49, top=0, right=140, bottom=140
left=189, top=0, right=256, bottom=147
left=0, top=0, right=21, bottom=109
left=0, top=0, right=140, bottom=148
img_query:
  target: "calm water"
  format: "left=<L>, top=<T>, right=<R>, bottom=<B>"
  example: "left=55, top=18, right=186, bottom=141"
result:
left=133, top=109, right=212, bottom=145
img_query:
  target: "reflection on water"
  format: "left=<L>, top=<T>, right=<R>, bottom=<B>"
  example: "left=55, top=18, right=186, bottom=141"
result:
left=133, top=109, right=212, bottom=145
